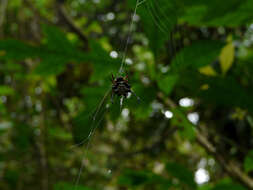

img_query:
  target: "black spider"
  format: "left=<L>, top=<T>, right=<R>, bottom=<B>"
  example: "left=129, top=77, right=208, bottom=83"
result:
left=111, top=74, right=139, bottom=102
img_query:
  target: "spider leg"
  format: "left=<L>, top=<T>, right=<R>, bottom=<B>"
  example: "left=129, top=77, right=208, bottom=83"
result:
left=111, top=74, right=115, bottom=83
left=131, top=90, right=141, bottom=102
left=120, top=96, right=124, bottom=111
left=111, top=91, right=114, bottom=104
left=124, top=74, right=129, bottom=82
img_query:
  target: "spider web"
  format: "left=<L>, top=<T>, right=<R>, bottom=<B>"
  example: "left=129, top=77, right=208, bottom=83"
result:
left=72, top=0, right=184, bottom=188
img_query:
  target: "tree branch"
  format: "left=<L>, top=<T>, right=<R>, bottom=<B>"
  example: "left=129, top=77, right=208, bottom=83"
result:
left=56, top=1, right=89, bottom=47
left=196, top=130, right=253, bottom=189
left=158, top=92, right=253, bottom=189
left=0, top=0, right=8, bottom=38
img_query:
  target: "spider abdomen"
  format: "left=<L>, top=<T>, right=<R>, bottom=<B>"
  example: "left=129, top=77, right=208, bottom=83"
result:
left=112, top=77, right=131, bottom=97
left=113, top=83, right=130, bottom=96
left=111, top=74, right=139, bottom=102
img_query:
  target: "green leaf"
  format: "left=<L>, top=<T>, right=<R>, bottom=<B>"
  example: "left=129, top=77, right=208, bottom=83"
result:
left=0, top=25, right=118, bottom=77
left=0, top=40, right=37, bottom=60
left=118, top=169, right=172, bottom=188
left=73, top=85, right=110, bottom=143
left=211, top=179, right=246, bottom=190
left=72, top=105, right=108, bottom=145
left=54, top=182, right=93, bottom=190
left=200, top=77, right=253, bottom=113
left=199, top=65, right=217, bottom=76
left=48, top=127, right=72, bottom=141
left=12, top=123, right=33, bottom=152
left=118, top=169, right=150, bottom=186
left=157, top=74, right=178, bottom=95
left=171, top=40, right=224, bottom=71
left=126, top=83, right=156, bottom=119
left=137, top=2, right=170, bottom=57
left=244, top=150, right=253, bottom=173
left=219, top=38, right=235, bottom=74
left=144, top=0, right=179, bottom=33
left=0, top=86, right=14, bottom=95
left=198, top=184, right=212, bottom=190
left=200, top=0, right=253, bottom=26
left=135, top=0, right=253, bottom=28
left=89, top=41, right=120, bottom=81
left=42, top=25, right=76, bottom=53
left=4, top=169, right=19, bottom=188
left=72, top=111, right=94, bottom=144
left=171, top=108, right=196, bottom=140
left=34, top=56, right=67, bottom=76
left=212, top=183, right=245, bottom=190
left=181, top=0, right=253, bottom=26
left=166, top=162, right=196, bottom=189
left=81, top=84, right=110, bottom=112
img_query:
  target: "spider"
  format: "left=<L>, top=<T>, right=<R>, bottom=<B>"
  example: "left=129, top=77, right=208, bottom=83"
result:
left=111, top=74, right=140, bottom=103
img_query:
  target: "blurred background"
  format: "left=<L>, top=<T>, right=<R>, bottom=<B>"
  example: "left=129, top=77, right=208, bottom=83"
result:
left=1, top=0, right=253, bottom=189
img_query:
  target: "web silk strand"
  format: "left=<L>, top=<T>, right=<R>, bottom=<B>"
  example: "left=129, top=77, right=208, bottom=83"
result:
left=74, top=107, right=107, bottom=190
left=119, top=0, right=140, bottom=74
left=74, top=0, right=146, bottom=188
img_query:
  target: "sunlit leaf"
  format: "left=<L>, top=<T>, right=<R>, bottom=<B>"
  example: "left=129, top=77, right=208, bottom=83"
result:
left=219, top=39, right=235, bottom=74
left=0, top=86, right=15, bottom=95
left=199, top=65, right=217, bottom=76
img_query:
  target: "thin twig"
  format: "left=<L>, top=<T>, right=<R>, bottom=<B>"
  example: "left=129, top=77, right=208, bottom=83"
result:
left=158, top=92, right=253, bottom=189
left=196, top=130, right=253, bottom=189
left=0, top=0, right=8, bottom=38
left=56, top=2, right=89, bottom=48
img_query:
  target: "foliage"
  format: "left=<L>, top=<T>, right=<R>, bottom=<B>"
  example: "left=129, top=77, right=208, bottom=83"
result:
left=0, top=0, right=253, bottom=190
